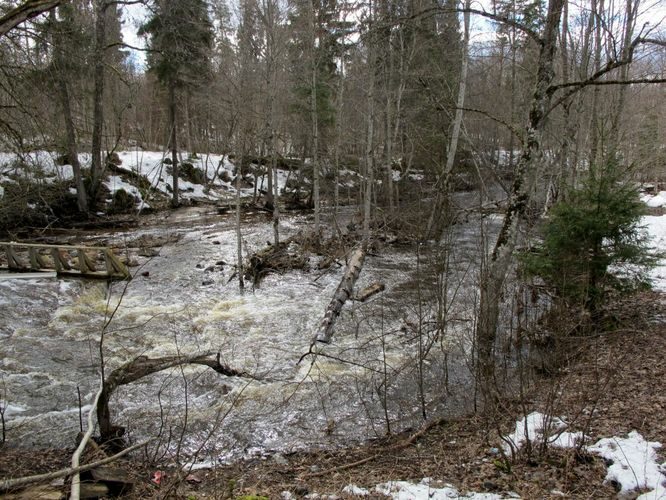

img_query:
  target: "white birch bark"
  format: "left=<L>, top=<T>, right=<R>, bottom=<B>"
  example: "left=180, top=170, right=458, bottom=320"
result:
left=313, top=245, right=367, bottom=344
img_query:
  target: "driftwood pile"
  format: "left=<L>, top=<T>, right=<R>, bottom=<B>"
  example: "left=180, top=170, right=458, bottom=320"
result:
left=244, top=238, right=309, bottom=285
left=244, top=232, right=356, bottom=285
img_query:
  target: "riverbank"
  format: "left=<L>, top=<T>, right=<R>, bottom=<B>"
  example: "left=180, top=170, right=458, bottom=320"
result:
left=2, top=291, right=664, bottom=499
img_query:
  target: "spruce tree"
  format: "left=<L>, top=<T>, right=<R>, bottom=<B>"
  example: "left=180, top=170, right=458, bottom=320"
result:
left=140, top=0, right=213, bottom=206
left=523, top=162, right=659, bottom=319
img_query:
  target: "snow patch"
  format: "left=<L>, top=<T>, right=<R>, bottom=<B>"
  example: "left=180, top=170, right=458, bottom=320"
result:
left=643, top=215, right=666, bottom=292
left=181, top=460, right=216, bottom=471
left=641, top=191, right=666, bottom=208
left=375, top=478, right=504, bottom=499
left=502, top=412, right=583, bottom=454
left=502, top=414, right=666, bottom=498
left=342, top=484, right=370, bottom=495
left=588, top=431, right=666, bottom=498
left=105, top=174, right=149, bottom=209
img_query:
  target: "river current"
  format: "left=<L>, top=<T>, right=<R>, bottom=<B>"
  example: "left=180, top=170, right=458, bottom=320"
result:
left=0, top=199, right=501, bottom=464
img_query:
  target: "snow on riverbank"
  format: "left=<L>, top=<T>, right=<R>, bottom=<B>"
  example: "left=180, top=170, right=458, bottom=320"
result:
left=300, top=413, right=664, bottom=499
left=500, top=412, right=666, bottom=500
left=501, top=411, right=583, bottom=454
left=643, top=215, right=666, bottom=292
left=641, top=191, right=666, bottom=208
left=106, top=174, right=150, bottom=209
left=0, top=150, right=292, bottom=205
left=336, top=479, right=509, bottom=499
left=589, top=432, right=666, bottom=499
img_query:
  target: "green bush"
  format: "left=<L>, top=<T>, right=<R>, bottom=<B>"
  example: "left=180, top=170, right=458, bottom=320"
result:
left=522, top=163, right=659, bottom=315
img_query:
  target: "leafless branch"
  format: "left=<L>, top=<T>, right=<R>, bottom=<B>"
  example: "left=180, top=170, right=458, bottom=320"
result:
left=0, top=0, right=60, bottom=38
left=0, top=439, right=153, bottom=492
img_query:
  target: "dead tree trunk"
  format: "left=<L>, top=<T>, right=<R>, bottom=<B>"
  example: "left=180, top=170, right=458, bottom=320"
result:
left=97, top=353, right=249, bottom=442
left=313, top=244, right=367, bottom=344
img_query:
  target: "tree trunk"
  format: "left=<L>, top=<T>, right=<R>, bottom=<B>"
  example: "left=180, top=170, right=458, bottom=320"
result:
left=236, top=153, right=245, bottom=292
left=89, top=0, right=107, bottom=208
left=554, top=0, right=580, bottom=202
left=475, top=0, right=566, bottom=393
left=169, top=79, right=179, bottom=207
left=313, top=244, right=367, bottom=344
left=444, top=0, right=470, bottom=185
left=0, top=0, right=60, bottom=38
left=97, top=353, right=248, bottom=442
left=184, top=90, right=193, bottom=154
left=60, top=83, right=88, bottom=214
left=381, top=4, right=394, bottom=214
left=364, top=1, right=375, bottom=243
left=425, top=0, right=471, bottom=238
left=310, top=0, right=320, bottom=234
left=607, top=0, right=638, bottom=160
left=53, top=9, right=87, bottom=214
left=589, top=0, right=603, bottom=168
left=333, top=56, right=345, bottom=215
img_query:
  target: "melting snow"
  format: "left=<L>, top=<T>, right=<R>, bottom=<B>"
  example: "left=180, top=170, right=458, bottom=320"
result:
left=643, top=215, right=666, bottom=292
left=641, top=191, right=666, bottom=208
left=0, top=150, right=289, bottom=203
left=588, top=432, right=666, bottom=499
left=105, top=174, right=148, bottom=209
left=501, top=413, right=666, bottom=499
left=501, top=411, right=584, bottom=454
left=374, top=478, right=504, bottom=499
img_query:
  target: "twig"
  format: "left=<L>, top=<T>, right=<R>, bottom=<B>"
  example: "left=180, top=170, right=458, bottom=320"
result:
left=301, top=417, right=447, bottom=478
left=304, top=454, right=379, bottom=478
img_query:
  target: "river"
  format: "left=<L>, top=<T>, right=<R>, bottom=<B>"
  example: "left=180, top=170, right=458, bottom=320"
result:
left=0, top=198, right=502, bottom=465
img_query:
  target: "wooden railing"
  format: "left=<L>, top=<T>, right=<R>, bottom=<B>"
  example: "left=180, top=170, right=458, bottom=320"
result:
left=1, top=242, right=130, bottom=280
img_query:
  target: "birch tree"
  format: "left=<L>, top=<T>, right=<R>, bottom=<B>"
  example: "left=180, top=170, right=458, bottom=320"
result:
left=475, top=0, right=566, bottom=390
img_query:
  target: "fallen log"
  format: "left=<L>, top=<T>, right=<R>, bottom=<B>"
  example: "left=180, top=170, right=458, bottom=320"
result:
left=98, top=352, right=252, bottom=443
left=312, top=244, right=367, bottom=344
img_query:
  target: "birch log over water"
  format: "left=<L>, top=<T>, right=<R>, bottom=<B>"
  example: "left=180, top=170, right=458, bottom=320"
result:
left=313, top=244, right=367, bottom=344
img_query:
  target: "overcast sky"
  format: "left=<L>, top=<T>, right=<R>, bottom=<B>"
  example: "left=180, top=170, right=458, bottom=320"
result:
left=120, top=0, right=665, bottom=70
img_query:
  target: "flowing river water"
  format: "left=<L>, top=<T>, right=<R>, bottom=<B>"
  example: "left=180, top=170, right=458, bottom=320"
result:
left=0, top=196, right=503, bottom=464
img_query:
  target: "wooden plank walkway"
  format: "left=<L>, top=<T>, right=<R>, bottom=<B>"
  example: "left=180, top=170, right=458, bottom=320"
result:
left=0, top=242, right=130, bottom=280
